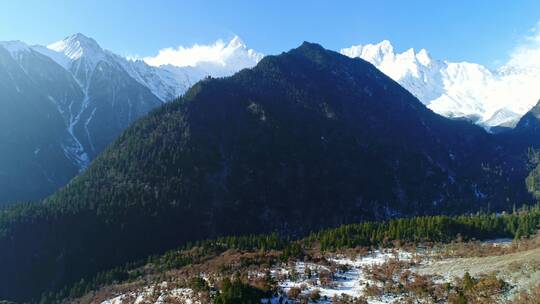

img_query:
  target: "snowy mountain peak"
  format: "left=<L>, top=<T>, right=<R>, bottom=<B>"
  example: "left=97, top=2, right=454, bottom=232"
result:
left=227, top=35, right=245, bottom=49
left=142, top=36, right=263, bottom=72
left=372, top=39, right=394, bottom=56
left=342, top=40, right=540, bottom=129
left=341, top=40, right=396, bottom=66
left=341, top=41, right=434, bottom=69
left=47, top=33, right=103, bottom=61
left=416, top=49, right=431, bottom=66
left=217, top=36, right=263, bottom=70
left=402, top=47, right=416, bottom=58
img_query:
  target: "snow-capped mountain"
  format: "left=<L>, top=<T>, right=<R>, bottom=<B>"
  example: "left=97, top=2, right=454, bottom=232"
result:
left=36, top=34, right=262, bottom=163
left=33, top=33, right=162, bottom=169
left=0, top=33, right=262, bottom=204
left=120, top=36, right=263, bottom=102
left=341, top=40, right=540, bottom=129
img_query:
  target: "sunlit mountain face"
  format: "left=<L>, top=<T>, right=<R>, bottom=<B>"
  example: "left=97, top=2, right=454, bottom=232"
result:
left=0, top=34, right=262, bottom=204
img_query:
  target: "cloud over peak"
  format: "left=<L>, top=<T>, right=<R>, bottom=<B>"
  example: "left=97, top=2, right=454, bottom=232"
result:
left=503, top=22, right=540, bottom=71
left=143, top=36, right=263, bottom=69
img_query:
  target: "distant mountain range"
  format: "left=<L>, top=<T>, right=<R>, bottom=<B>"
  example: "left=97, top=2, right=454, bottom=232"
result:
left=341, top=40, right=540, bottom=129
left=1, top=34, right=540, bottom=205
left=0, top=34, right=261, bottom=204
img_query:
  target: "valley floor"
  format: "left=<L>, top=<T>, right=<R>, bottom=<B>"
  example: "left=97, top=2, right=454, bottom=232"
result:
left=83, top=237, right=540, bottom=304
left=418, top=242, right=540, bottom=300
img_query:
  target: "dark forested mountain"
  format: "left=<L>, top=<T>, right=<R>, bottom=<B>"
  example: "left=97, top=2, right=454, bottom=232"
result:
left=0, top=42, right=532, bottom=302
left=512, top=100, right=540, bottom=198
left=514, top=99, right=540, bottom=136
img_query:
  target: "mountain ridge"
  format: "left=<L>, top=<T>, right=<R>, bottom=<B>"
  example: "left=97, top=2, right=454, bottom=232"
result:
left=341, top=40, right=540, bottom=129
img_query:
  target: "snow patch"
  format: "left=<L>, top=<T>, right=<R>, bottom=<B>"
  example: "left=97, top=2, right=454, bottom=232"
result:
left=101, top=285, right=199, bottom=304
left=268, top=249, right=416, bottom=303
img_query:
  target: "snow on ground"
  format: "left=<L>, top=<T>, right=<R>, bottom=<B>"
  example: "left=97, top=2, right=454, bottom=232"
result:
left=265, top=239, right=515, bottom=303
left=266, top=249, right=419, bottom=303
left=101, top=284, right=199, bottom=304
left=100, top=239, right=516, bottom=304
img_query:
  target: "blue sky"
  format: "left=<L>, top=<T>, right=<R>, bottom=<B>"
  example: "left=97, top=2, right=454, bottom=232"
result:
left=2, top=0, right=540, bottom=67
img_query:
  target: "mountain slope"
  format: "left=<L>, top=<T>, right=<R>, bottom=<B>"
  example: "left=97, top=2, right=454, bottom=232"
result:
left=515, top=99, right=540, bottom=134
left=0, top=34, right=261, bottom=205
left=35, top=34, right=164, bottom=163
left=0, top=36, right=164, bottom=205
left=512, top=100, right=540, bottom=198
left=341, top=41, right=540, bottom=129
left=0, top=42, right=526, bottom=302
left=0, top=42, right=81, bottom=203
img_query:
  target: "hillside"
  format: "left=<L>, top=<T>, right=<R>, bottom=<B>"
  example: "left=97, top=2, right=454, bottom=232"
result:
left=0, top=43, right=81, bottom=203
left=0, top=42, right=531, bottom=302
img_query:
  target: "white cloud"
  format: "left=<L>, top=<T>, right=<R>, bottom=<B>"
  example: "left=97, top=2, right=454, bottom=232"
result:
left=143, top=36, right=263, bottom=69
left=504, top=22, right=540, bottom=70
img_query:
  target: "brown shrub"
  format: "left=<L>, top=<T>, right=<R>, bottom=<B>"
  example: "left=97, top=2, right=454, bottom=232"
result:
left=287, top=287, right=301, bottom=299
